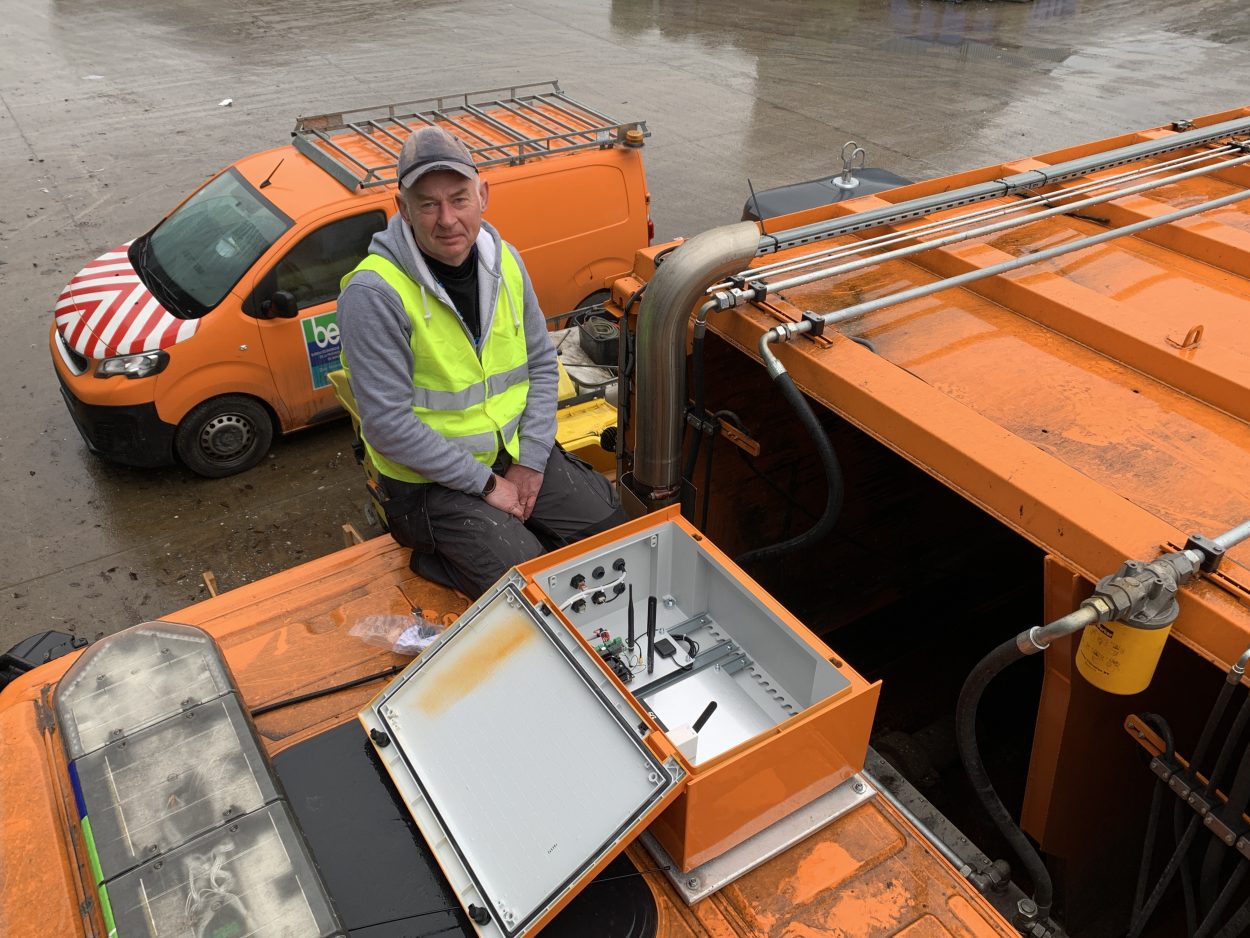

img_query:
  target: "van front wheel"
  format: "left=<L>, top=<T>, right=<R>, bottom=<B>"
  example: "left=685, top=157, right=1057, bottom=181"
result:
left=175, top=395, right=274, bottom=478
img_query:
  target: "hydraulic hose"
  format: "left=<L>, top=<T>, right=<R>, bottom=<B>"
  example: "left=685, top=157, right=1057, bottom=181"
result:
left=1199, top=738, right=1250, bottom=911
left=1196, top=863, right=1249, bottom=938
left=614, top=284, right=645, bottom=485
left=1133, top=713, right=1174, bottom=923
left=736, top=370, right=844, bottom=567
left=1129, top=816, right=1203, bottom=938
left=682, top=307, right=713, bottom=487
left=1175, top=663, right=1243, bottom=931
left=955, top=636, right=1054, bottom=921
left=1212, top=889, right=1250, bottom=938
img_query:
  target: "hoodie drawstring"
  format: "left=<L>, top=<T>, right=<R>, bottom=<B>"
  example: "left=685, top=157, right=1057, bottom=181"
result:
left=417, top=282, right=432, bottom=323
left=502, top=278, right=520, bottom=334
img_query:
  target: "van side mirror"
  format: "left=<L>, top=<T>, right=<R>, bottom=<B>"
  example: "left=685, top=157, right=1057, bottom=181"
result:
left=262, top=290, right=299, bottom=319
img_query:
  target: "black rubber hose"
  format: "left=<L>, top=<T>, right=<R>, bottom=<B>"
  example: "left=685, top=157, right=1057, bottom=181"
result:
left=1204, top=693, right=1250, bottom=798
left=1129, top=815, right=1203, bottom=938
left=1196, top=862, right=1249, bottom=938
left=614, top=285, right=645, bottom=483
left=250, top=664, right=403, bottom=717
left=1212, top=889, right=1250, bottom=938
left=682, top=326, right=709, bottom=485
left=1189, top=690, right=1250, bottom=917
left=1180, top=677, right=1241, bottom=931
left=736, top=372, right=844, bottom=567
left=1199, top=740, right=1250, bottom=912
left=955, top=636, right=1054, bottom=921
left=700, top=429, right=715, bottom=531
left=1133, top=713, right=1175, bottom=922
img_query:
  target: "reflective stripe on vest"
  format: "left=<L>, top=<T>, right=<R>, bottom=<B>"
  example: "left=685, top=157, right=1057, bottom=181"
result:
left=340, top=248, right=529, bottom=484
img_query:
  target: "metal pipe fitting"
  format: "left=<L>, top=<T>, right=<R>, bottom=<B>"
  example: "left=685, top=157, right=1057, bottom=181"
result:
left=757, top=319, right=812, bottom=380
left=633, top=222, right=760, bottom=498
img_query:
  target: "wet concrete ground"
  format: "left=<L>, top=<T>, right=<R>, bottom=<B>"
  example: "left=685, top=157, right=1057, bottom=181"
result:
left=2, top=0, right=1248, bottom=648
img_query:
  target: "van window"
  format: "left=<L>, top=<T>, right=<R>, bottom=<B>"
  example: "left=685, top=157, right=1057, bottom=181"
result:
left=140, top=169, right=292, bottom=319
left=259, top=212, right=387, bottom=312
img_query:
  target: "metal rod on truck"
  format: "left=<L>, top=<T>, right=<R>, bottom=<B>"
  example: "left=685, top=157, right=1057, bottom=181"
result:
left=739, top=149, right=1250, bottom=299
left=757, top=183, right=1250, bottom=377
left=729, top=144, right=1244, bottom=286
left=760, top=114, right=1250, bottom=255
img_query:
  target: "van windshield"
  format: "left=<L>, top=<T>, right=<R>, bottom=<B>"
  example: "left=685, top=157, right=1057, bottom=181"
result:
left=136, top=169, right=292, bottom=318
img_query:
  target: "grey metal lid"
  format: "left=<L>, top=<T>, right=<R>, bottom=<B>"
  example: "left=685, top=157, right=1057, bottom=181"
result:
left=360, top=580, right=684, bottom=937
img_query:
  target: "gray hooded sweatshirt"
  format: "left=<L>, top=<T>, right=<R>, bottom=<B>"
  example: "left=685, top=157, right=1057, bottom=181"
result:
left=337, top=212, right=558, bottom=494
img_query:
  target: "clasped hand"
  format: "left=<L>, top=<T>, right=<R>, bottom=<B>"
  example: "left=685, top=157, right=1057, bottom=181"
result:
left=483, top=465, right=544, bottom=521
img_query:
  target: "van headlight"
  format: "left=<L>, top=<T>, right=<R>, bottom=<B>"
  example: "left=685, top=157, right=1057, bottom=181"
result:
left=95, top=350, right=169, bottom=378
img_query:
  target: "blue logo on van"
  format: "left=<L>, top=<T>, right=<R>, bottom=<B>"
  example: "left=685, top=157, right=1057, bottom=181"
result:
left=302, top=311, right=340, bottom=390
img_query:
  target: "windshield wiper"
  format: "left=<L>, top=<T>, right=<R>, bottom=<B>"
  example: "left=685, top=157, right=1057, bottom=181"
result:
left=133, top=234, right=191, bottom=319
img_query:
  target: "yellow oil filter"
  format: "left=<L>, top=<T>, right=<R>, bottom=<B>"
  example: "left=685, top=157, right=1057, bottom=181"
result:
left=1076, top=618, right=1172, bottom=695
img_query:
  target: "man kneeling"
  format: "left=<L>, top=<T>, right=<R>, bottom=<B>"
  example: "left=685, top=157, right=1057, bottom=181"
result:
left=338, top=127, right=625, bottom=597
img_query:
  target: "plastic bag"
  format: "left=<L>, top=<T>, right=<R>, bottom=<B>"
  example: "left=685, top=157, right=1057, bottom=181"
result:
left=349, top=614, right=443, bottom=656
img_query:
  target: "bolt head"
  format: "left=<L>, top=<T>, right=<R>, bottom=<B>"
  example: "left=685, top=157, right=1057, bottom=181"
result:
left=852, top=781, right=866, bottom=794
left=685, top=876, right=700, bottom=889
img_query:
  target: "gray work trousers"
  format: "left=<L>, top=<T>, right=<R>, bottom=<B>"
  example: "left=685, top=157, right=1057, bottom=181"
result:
left=378, top=445, right=626, bottom=598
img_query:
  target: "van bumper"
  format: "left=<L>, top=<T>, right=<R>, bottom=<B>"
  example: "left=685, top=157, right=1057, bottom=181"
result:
left=58, top=378, right=176, bottom=468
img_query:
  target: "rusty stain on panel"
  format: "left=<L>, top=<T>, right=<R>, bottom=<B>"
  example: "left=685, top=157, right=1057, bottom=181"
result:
left=410, top=609, right=536, bottom=716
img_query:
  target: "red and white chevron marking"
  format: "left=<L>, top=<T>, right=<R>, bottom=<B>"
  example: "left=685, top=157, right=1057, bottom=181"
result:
left=54, top=243, right=199, bottom=360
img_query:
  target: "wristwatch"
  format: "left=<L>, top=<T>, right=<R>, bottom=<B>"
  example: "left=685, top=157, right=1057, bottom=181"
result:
left=479, top=474, right=497, bottom=498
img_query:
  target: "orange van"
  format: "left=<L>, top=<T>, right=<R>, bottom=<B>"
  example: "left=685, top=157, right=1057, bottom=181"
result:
left=50, top=81, right=651, bottom=476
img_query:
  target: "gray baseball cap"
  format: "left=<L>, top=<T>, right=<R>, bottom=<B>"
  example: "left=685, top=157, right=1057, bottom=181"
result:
left=397, top=127, right=478, bottom=188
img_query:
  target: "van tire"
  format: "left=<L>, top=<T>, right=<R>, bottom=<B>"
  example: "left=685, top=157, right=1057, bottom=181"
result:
left=175, top=395, right=274, bottom=478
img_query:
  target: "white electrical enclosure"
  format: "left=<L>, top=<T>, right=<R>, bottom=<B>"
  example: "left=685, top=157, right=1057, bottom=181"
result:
left=360, top=580, right=685, bottom=938
left=535, top=519, right=851, bottom=764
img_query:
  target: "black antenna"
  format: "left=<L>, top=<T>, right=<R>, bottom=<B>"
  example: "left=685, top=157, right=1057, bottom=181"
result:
left=693, top=700, right=718, bottom=733
left=627, top=584, right=635, bottom=648
left=646, top=596, right=657, bottom=674
left=747, top=177, right=768, bottom=236
left=259, top=157, right=285, bottom=189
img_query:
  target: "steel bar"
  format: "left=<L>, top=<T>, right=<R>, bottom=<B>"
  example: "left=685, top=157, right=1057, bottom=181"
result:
left=865, top=771, right=973, bottom=876
left=463, top=102, right=533, bottom=145
left=733, top=145, right=1241, bottom=285
left=761, top=115, right=1250, bottom=255
left=344, top=121, right=399, bottom=159
left=757, top=184, right=1250, bottom=376
left=542, top=90, right=617, bottom=127
left=1215, top=520, right=1250, bottom=552
left=810, top=185, right=1250, bottom=329
left=507, top=97, right=587, bottom=139
left=759, top=151, right=1250, bottom=296
left=309, top=127, right=372, bottom=173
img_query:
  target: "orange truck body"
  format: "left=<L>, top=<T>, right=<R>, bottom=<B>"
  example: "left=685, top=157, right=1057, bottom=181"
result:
left=50, top=81, right=650, bottom=476
left=605, top=104, right=1250, bottom=933
left=0, top=526, right=1015, bottom=938
left=12, top=105, right=1250, bottom=938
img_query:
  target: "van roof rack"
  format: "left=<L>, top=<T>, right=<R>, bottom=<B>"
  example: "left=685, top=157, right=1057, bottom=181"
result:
left=292, top=79, right=649, bottom=191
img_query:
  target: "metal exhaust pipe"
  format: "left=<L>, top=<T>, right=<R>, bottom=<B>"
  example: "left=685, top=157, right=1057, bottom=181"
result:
left=629, top=222, right=760, bottom=506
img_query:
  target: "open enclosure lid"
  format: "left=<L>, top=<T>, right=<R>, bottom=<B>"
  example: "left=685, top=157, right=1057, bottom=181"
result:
left=360, top=579, right=685, bottom=938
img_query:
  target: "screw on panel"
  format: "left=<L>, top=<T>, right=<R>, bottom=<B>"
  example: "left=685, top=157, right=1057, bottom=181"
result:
left=686, top=876, right=700, bottom=890
left=663, top=596, right=675, bottom=608
left=853, top=781, right=866, bottom=795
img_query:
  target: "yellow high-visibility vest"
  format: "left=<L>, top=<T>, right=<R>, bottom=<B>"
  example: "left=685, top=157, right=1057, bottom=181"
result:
left=340, top=250, right=529, bottom=483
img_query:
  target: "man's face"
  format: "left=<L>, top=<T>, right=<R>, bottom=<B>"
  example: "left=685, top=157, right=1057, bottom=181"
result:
left=397, top=170, right=489, bottom=267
